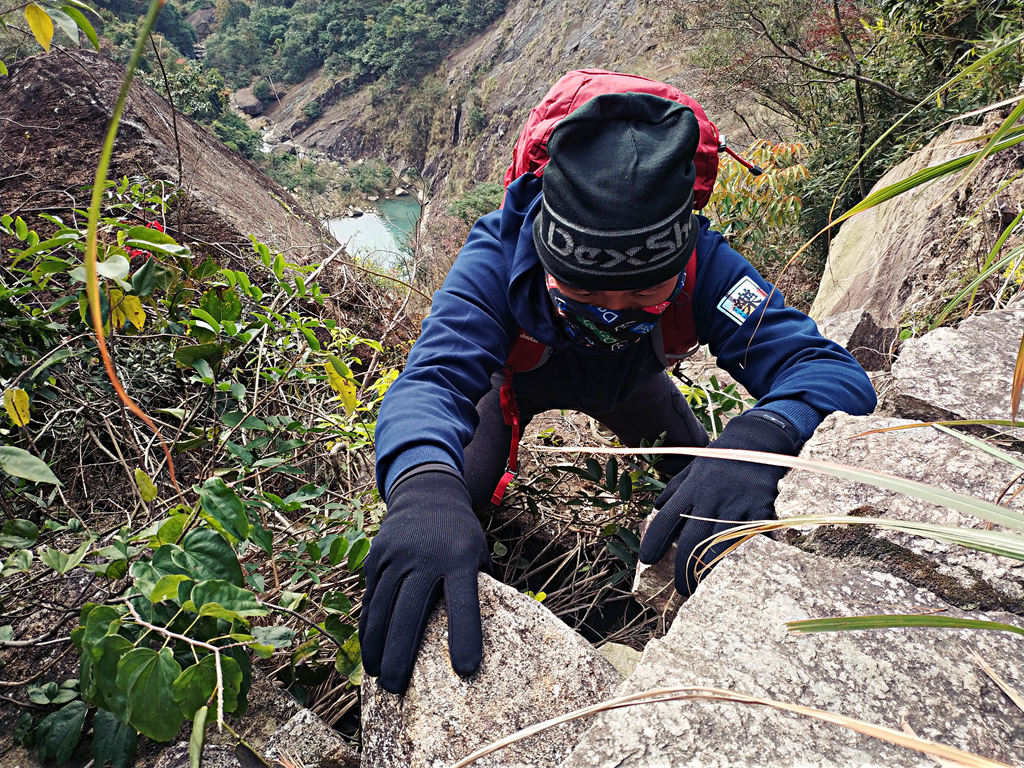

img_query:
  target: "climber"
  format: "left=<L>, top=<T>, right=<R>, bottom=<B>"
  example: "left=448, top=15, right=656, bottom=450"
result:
left=359, top=75, right=877, bottom=695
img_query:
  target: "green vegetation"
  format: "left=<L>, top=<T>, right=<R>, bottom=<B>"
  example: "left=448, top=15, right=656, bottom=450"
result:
left=1, top=173, right=402, bottom=760
left=684, top=0, right=1024, bottom=266
left=203, top=0, right=509, bottom=89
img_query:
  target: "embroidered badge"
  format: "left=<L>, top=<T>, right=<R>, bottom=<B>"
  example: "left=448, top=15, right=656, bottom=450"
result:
left=717, top=276, right=768, bottom=325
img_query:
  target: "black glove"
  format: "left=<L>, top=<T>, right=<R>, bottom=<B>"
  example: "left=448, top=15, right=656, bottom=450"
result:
left=359, top=469, right=491, bottom=694
left=637, top=410, right=802, bottom=597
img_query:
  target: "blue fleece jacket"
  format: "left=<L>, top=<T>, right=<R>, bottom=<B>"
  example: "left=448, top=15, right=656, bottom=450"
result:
left=374, top=174, right=877, bottom=498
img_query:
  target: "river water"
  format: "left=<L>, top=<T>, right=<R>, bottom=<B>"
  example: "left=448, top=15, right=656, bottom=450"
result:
left=326, top=196, right=421, bottom=273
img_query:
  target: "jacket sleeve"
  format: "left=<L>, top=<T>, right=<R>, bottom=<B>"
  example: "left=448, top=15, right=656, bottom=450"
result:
left=691, top=219, right=877, bottom=442
left=374, top=210, right=519, bottom=499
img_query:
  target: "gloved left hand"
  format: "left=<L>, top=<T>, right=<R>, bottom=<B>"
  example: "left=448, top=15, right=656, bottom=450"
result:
left=637, top=410, right=802, bottom=596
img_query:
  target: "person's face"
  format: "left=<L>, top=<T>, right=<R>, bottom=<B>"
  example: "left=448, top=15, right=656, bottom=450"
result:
left=547, top=274, right=681, bottom=311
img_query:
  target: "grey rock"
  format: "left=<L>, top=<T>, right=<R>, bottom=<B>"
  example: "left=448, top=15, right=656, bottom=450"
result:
left=597, top=642, right=642, bottom=678
left=817, top=307, right=896, bottom=371
left=271, top=141, right=297, bottom=155
left=153, top=744, right=240, bottom=768
left=265, top=709, right=359, bottom=767
left=560, top=536, right=1024, bottom=768
left=776, top=412, right=1024, bottom=611
left=810, top=119, right=1024, bottom=327
left=234, top=87, right=265, bottom=116
left=632, top=511, right=684, bottom=619
left=888, top=309, right=1024, bottom=428
left=361, top=573, right=622, bottom=768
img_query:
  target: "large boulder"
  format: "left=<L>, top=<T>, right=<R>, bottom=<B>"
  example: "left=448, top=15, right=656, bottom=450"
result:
left=560, top=536, right=1024, bottom=768
left=360, top=573, right=622, bottom=768
left=888, top=309, right=1024, bottom=428
left=234, top=87, right=265, bottom=116
left=810, top=118, right=1024, bottom=329
left=776, top=411, right=1024, bottom=611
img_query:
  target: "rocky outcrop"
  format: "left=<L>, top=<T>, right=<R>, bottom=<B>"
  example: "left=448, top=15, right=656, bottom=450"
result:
left=561, top=536, right=1023, bottom=768
left=233, top=87, right=265, bottom=116
left=887, top=308, right=1024, bottom=428
left=360, top=574, right=622, bottom=768
left=816, top=307, right=896, bottom=371
left=810, top=116, right=1024, bottom=329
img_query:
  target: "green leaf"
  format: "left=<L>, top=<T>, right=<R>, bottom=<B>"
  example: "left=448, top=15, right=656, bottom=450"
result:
left=116, top=647, right=184, bottom=742
left=40, top=538, right=92, bottom=574
left=134, top=468, right=158, bottom=502
left=35, top=700, right=86, bottom=764
left=584, top=458, right=602, bottom=482
left=25, top=3, right=54, bottom=51
left=347, top=537, right=370, bottom=571
left=787, top=614, right=1024, bottom=637
left=96, top=254, right=131, bottom=280
left=131, top=257, right=157, bottom=297
left=172, top=653, right=242, bottom=719
left=61, top=5, right=99, bottom=49
left=46, top=7, right=78, bottom=44
left=92, top=708, right=137, bottom=768
left=190, top=706, right=207, bottom=768
left=125, top=226, right=190, bottom=257
left=189, top=579, right=266, bottom=619
left=200, top=287, right=242, bottom=323
left=173, top=343, right=224, bottom=372
left=605, top=456, right=618, bottom=489
left=0, top=445, right=61, bottom=485
left=251, top=625, right=295, bottom=649
left=89, top=635, right=133, bottom=717
left=154, top=528, right=244, bottom=586
left=149, top=574, right=191, bottom=603
left=199, top=478, right=250, bottom=541
left=617, top=471, right=632, bottom=501
left=0, top=518, right=39, bottom=548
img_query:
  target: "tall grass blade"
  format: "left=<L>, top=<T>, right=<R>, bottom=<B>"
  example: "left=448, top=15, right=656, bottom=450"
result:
left=1012, top=330, right=1024, bottom=425
left=787, top=614, right=1024, bottom=637
left=931, top=424, right=1024, bottom=471
left=540, top=445, right=1024, bottom=532
left=931, top=244, right=1024, bottom=329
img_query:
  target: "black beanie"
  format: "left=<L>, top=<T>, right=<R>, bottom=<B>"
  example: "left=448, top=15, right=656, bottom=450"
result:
left=533, top=92, right=700, bottom=290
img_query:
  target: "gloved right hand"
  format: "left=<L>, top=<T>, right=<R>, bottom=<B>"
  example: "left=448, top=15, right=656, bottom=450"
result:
left=358, top=469, right=491, bottom=694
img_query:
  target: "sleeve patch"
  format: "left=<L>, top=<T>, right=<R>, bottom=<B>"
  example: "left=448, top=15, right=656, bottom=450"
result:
left=717, top=276, right=768, bottom=325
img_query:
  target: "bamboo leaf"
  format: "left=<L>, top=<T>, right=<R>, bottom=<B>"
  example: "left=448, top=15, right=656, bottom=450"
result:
left=61, top=5, right=99, bottom=49
left=787, top=614, right=1024, bottom=637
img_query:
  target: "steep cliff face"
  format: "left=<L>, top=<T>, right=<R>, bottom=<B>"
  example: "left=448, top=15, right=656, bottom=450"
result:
left=267, top=0, right=761, bottom=208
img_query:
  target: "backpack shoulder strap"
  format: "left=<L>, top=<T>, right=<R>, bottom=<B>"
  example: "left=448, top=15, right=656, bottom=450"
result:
left=505, top=328, right=550, bottom=372
left=659, top=247, right=700, bottom=363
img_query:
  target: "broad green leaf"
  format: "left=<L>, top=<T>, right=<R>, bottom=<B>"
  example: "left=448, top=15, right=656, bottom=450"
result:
left=0, top=445, right=61, bottom=485
left=89, top=634, right=133, bottom=717
left=131, top=256, right=157, bottom=296
left=61, top=5, right=99, bottom=49
left=153, top=528, right=244, bottom=586
left=199, top=478, right=250, bottom=541
left=172, top=653, right=242, bottom=718
left=251, top=625, right=295, bottom=649
left=92, top=708, right=137, bottom=768
left=173, top=343, right=223, bottom=372
left=40, top=538, right=92, bottom=574
left=149, top=574, right=191, bottom=603
left=125, top=227, right=190, bottom=257
left=25, top=4, right=54, bottom=51
left=46, top=7, right=78, bottom=44
left=0, top=518, right=39, bottom=548
left=0, top=61, right=7, bottom=76
left=4, top=387, right=30, bottom=427
left=190, top=308, right=221, bottom=334
left=134, top=468, right=158, bottom=502
left=96, top=254, right=131, bottom=281
left=190, top=706, right=207, bottom=768
left=116, top=647, right=184, bottom=742
left=347, top=537, right=370, bottom=571
left=188, top=579, right=266, bottom=619
left=200, top=287, right=242, bottom=323
left=35, top=700, right=86, bottom=764
left=81, top=605, right=123, bottom=653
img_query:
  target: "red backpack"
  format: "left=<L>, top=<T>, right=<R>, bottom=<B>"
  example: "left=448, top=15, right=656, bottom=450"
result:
left=491, top=69, right=750, bottom=503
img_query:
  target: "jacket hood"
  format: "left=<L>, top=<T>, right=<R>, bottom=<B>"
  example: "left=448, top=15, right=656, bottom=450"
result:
left=500, top=174, right=566, bottom=348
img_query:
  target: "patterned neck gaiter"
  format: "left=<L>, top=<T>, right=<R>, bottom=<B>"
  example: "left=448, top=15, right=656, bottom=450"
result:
left=546, top=272, right=684, bottom=351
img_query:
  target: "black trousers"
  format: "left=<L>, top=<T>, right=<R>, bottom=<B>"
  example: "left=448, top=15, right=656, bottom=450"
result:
left=462, top=368, right=710, bottom=510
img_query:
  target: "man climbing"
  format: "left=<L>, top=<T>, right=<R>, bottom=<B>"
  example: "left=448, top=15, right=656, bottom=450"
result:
left=359, top=71, right=877, bottom=695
